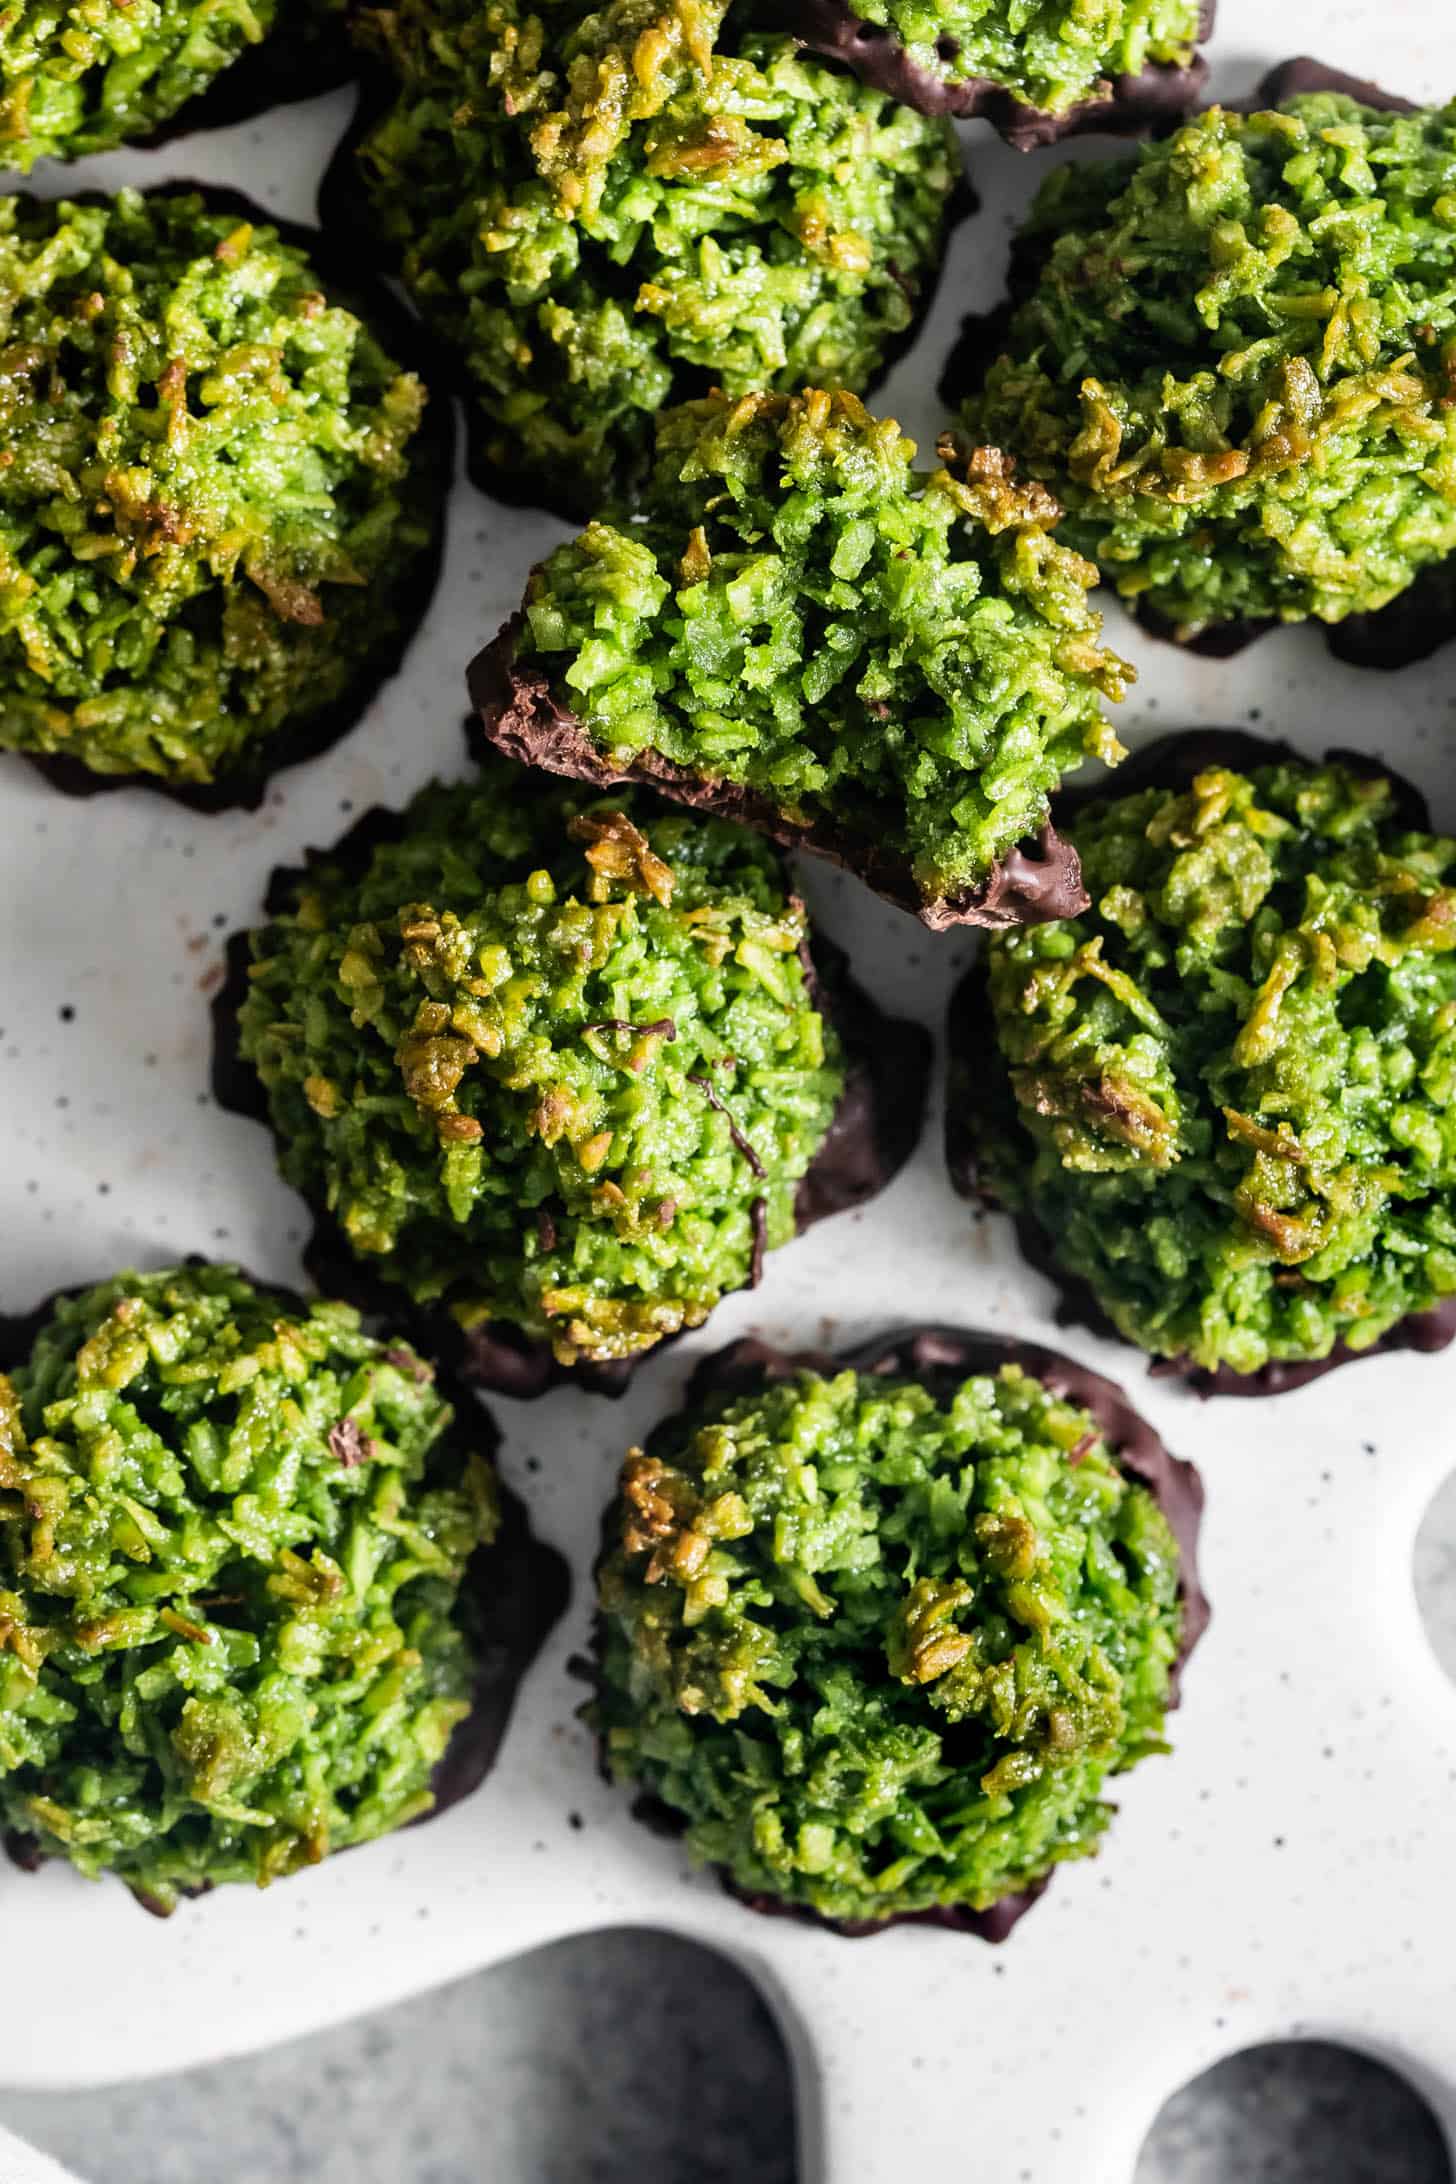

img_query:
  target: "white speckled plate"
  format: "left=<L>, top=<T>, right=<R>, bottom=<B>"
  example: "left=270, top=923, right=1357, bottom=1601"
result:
left=3, top=8, right=1455, bottom=2181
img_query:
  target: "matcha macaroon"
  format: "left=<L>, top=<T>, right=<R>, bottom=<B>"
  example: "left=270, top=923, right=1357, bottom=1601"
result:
left=0, top=187, right=449, bottom=805
left=0, top=1264, right=565, bottom=1913
left=0, top=1, right=348, bottom=169
left=472, top=388, right=1130, bottom=929
left=786, top=0, right=1212, bottom=144
left=332, top=0, right=961, bottom=515
left=594, top=1328, right=1207, bottom=1933
left=217, top=748, right=927, bottom=1396
left=951, top=69, right=1456, bottom=648
left=951, top=734, right=1456, bottom=1393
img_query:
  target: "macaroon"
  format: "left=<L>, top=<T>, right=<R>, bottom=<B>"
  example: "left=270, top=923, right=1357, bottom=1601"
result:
left=0, top=1264, right=566, bottom=1913
left=950, top=733, right=1456, bottom=1393
left=784, top=0, right=1212, bottom=145
left=216, top=748, right=929, bottom=1396
left=593, top=1327, right=1206, bottom=1933
left=471, top=388, right=1130, bottom=930
left=329, top=0, right=963, bottom=515
left=0, top=187, right=450, bottom=807
left=949, top=67, right=1456, bottom=655
left=0, top=1, right=349, bottom=168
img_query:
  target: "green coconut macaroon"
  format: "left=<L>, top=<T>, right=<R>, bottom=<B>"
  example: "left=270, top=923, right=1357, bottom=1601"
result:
left=593, top=1329, right=1206, bottom=1932
left=220, top=750, right=926, bottom=1395
left=0, top=187, right=449, bottom=805
left=952, top=83, right=1456, bottom=645
left=472, top=388, right=1130, bottom=929
left=952, top=735, right=1456, bottom=1393
left=335, top=0, right=961, bottom=516
left=0, top=1, right=348, bottom=170
left=784, top=0, right=1211, bottom=139
left=0, top=1264, right=563, bottom=1913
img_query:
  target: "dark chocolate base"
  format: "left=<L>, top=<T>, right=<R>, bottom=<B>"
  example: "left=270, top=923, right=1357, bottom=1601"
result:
left=0, top=1268, right=568, bottom=1911
left=602, top=1323, right=1208, bottom=1941
left=785, top=0, right=1212, bottom=145
left=210, top=726, right=932, bottom=1398
left=946, top=728, right=1456, bottom=1397
left=468, top=617, right=1089, bottom=932
left=1324, top=559, right=1456, bottom=673
left=134, top=17, right=354, bottom=150
left=316, top=74, right=974, bottom=525
left=6, top=183, right=453, bottom=817
left=940, top=58, right=1456, bottom=673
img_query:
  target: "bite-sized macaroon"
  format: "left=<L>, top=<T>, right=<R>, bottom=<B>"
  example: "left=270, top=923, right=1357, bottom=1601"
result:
left=0, top=1264, right=566, bottom=1914
left=471, top=388, right=1130, bottom=930
left=949, top=733, right=1456, bottom=1396
left=784, top=0, right=1212, bottom=145
left=0, top=0, right=349, bottom=169
left=593, top=1327, right=1207, bottom=1935
left=215, top=747, right=928, bottom=1398
left=948, top=67, right=1456, bottom=656
left=328, top=0, right=963, bottom=516
left=0, top=187, right=450, bottom=809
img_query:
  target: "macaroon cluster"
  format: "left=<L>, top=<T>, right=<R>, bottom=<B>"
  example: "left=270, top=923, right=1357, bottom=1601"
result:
left=342, top=0, right=960, bottom=513
left=963, top=746, right=1456, bottom=1384
left=0, top=188, right=447, bottom=800
left=595, top=1334, right=1197, bottom=1928
left=473, top=388, right=1130, bottom=926
left=0, top=1266, right=503, bottom=1912
left=957, top=88, right=1456, bottom=641
left=231, top=756, right=849, bottom=1378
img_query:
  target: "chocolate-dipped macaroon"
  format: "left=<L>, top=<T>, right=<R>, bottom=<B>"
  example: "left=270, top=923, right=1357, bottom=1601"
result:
left=593, top=1327, right=1207, bottom=1936
left=215, top=743, right=929, bottom=1398
left=325, top=0, right=963, bottom=519
left=0, top=186, right=451, bottom=812
left=946, top=61, right=1456, bottom=669
left=785, top=0, right=1213, bottom=146
left=0, top=1264, right=566, bottom=1914
left=471, top=388, right=1132, bottom=932
left=0, top=0, right=350, bottom=168
left=950, top=732, right=1456, bottom=1396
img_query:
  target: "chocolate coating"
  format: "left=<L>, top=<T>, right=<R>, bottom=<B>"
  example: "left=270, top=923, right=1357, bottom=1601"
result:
left=211, top=726, right=932, bottom=1398
left=468, top=617, right=1089, bottom=932
left=6, top=184, right=453, bottom=816
left=610, top=1323, right=1208, bottom=1941
left=1250, top=57, right=1418, bottom=116
left=947, top=728, right=1456, bottom=1396
left=138, top=18, right=352, bottom=148
left=1326, top=559, right=1456, bottom=673
left=0, top=1269, right=568, bottom=1904
left=785, top=0, right=1212, bottom=145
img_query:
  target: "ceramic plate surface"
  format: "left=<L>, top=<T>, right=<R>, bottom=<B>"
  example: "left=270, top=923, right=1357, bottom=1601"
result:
left=2, top=8, right=1455, bottom=2180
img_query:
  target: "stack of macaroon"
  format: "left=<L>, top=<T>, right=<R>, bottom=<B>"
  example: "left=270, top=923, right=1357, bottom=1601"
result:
left=2, top=0, right=1453, bottom=1942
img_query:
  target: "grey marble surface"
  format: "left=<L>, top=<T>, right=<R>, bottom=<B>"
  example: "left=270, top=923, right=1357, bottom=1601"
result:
left=0, top=1931, right=796, bottom=2184
left=6, top=1472, right=1455, bottom=2184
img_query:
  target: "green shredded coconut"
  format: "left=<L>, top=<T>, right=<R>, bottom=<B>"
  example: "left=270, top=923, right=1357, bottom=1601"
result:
left=595, top=1356, right=1183, bottom=1923
left=975, top=758, right=1456, bottom=1378
left=0, top=1, right=344, bottom=169
left=824, top=0, right=1205, bottom=117
left=961, top=93, right=1456, bottom=637
left=511, top=386, right=1129, bottom=911
left=235, top=755, right=845, bottom=1368
left=0, top=1265, right=498, bottom=1912
left=348, top=0, right=958, bottom=512
left=0, top=187, right=443, bottom=791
